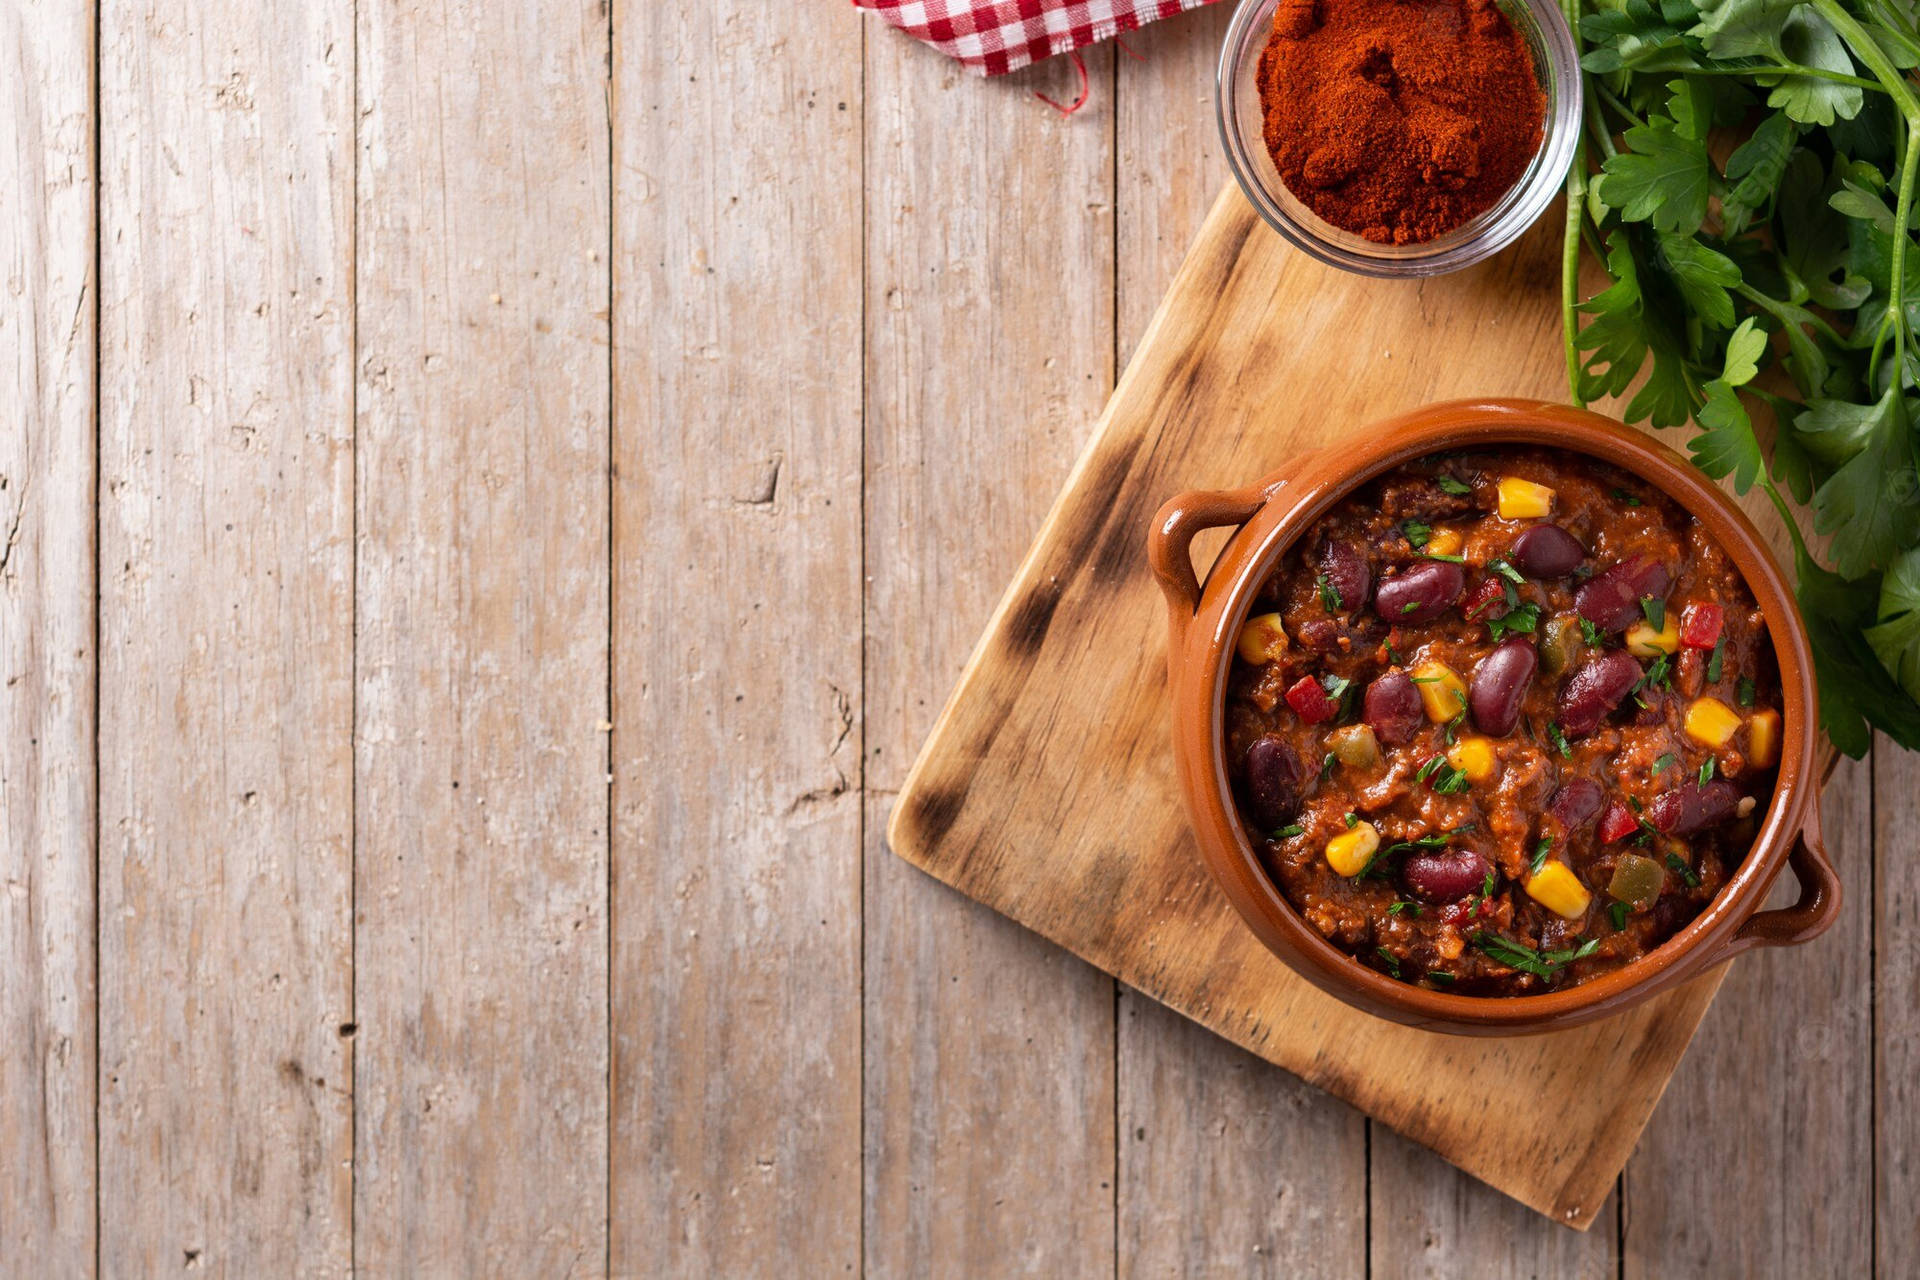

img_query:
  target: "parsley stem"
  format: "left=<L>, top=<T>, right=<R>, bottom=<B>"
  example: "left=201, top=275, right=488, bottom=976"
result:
left=1812, top=0, right=1920, bottom=406
left=1562, top=0, right=1587, bottom=408
left=1676, top=62, right=1888, bottom=93
left=1734, top=283, right=1850, bottom=349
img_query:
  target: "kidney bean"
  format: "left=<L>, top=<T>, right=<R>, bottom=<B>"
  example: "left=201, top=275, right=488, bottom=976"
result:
left=1243, top=735, right=1306, bottom=832
left=1372, top=560, right=1464, bottom=625
left=1508, top=523, right=1586, bottom=577
left=1404, top=848, right=1491, bottom=903
left=1547, top=777, right=1604, bottom=830
left=1317, top=539, right=1371, bottom=613
left=1574, top=556, right=1672, bottom=631
left=1461, top=577, right=1510, bottom=621
left=1363, top=671, right=1424, bottom=746
left=1470, top=637, right=1538, bottom=736
left=1647, top=779, right=1740, bottom=835
left=1556, top=649, right=1644, bottom=736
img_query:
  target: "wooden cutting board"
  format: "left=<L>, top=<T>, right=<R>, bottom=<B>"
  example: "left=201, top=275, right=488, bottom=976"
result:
left=887, top=186, right=1803, bottom=1228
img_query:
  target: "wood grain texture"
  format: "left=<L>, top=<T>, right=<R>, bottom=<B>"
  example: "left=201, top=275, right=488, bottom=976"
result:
left=1112, top=10, right=1367, bottom=1275
left=862, top=38, right=1121, bottom=1276
left=353, top=0, right=609, bottom=1271
left=609, top=2, right=864, bottom=1273
left=96, top=0, right=355, bottom=1272
left=1117, top=989, right=1366, bottom=1277
left=1621, top=751, right=1872, bottom=1276
left=0, top=0, right=95, bottom=1268
left=1370, top=1130, right=1616, bottom=1278
left=1875, top=738, right=1917, bottom=1276
left=888, top=187, right=1756, bottom=1227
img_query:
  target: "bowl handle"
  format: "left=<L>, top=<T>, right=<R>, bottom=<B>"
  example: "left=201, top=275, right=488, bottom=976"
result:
left=1148, top=474, right=1290, bottom=634
left=1714, top=801, right=1843, bottom=962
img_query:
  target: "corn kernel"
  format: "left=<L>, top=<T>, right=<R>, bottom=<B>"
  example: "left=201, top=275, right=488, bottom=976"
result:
left=1525, top=860, right=1592, bottom=920
left=1325, top=820, right=1381, bottom=877
left=1747, top=707, right=1781, bottom=768
left=1624, top=616, right=1680, bottom=657
left=1685, top=696, right=1742, bottom=748
left=1424, top=525, right=1464, bottom=557
left=1236, top=612, right=1289, bottom=665
left=1410, top=660, right=1468, bottom=722
left=1496, top=476, right=1556, bottom=520
left=1446, top=735, right=1498, bottom=783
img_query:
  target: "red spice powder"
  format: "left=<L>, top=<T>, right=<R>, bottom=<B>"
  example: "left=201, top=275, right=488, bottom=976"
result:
left=1256, top=0, right=1546, bottom=245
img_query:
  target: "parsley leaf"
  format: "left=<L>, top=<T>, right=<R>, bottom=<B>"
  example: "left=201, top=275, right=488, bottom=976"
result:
left=1867, top=547, right=1920, bottom=701
left=1598, top=119, right=1711, bottom=235
left=1403, top=520, right=1432, bottom=550
left=1666, top=852, right=1702, bottom=888
left=1531, top=837, right=1554, bottom=875
left=1610, top=901, right=1629, bottom=931
left=1437, top=475, right=1473, bottom=496
left=1472, top=932, right=1601, bottom=979
left=1317, top=573, right=1342, bottom=612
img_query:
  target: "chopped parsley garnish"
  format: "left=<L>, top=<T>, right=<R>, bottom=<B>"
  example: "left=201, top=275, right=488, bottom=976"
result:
left=1652, top=752, right=1677, bottom=775
left=1320, top=752, right=1336, bottom=782
left=1385, top=640, right=1402, bottom=666
left=1409, top=674, right=1440, bottom=683
left=1430, top=761, right=1471, bottom=794
left=1706, top=636, right=1726, bottom=685
left=1487, top=601, right=1541, bottom=643
left=1611, top=488, right=1642, bottom=507
left=1387, top=899, right=1420, bottom=917
left=1415, top=755, right=1445, bottom=784
left=1401, top=601, right=1422, bottom=615
left=1737, top=676, right=1756, bottom=708
left=1579, top=617, right=1603, bottom=648
left=1316, top=573, right=1342, bottom=612
left=1402, top=521, right=1432, bottom=550
left=1472, top=932, right=1600, bottom=978
left=1442, top=708, right=1466, bottom=745
left=1666, top=852, right=1701, bottom=888
left=1344, top=811, right=1358, bottom=829
left=1424, top=551, right=1467, bottom=564
left=1609, top=902, right=1629, bottom=932
left=1531, top=836, right=1553, bottom=875
left=1272, top=824, right=1305, bottom=840
left=1699, top=757, right=1716, bottom=786
left=1427, top=970, right=1455, bottom=985
left=1437, top=475, right=1473, bottom=496
left=1376, top=947, right=1403, bottom=979
left=1490, top=558, right=1526, bottom=586
left=1547, top=721, right=1573, bottom=759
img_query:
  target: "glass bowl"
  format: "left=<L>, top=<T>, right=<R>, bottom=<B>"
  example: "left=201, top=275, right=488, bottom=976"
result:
left=1217, top=0, right=1583, bottom=277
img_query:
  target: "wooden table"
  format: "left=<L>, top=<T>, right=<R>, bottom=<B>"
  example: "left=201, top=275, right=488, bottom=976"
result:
left=2, top=2, right=1909, bottom=1274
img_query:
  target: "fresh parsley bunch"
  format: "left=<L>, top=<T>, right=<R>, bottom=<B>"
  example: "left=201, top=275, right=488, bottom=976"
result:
left=1563, top=0, right=1920, bottom=753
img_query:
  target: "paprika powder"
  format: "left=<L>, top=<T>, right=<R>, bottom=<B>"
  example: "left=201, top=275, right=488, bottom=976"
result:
left=1256, top=0, right=1546, bottom=245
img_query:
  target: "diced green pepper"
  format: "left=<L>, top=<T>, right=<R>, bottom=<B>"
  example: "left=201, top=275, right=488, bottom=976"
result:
left=1606, top=852, right=1666, bottom=911
left=1540, top=615, right=1586, bottom=676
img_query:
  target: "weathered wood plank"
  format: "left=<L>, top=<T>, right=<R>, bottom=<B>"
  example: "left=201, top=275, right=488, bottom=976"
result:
left=863, top=38, right=1120, bottom=1276
left=1622, top=751, right=1873, bottom=1276
left=1876, top=737, right=1917, bottom=1275
left=0, top=0, right=96, bottom=1268
left=353, top=1, right=610, bottom=1271
left=1113, top=10, right=1367, bottom=1275
left=1370, top=1130, right=1615, bottom=1278
left=96, top=0, right=354, bottom=1271
left=608, top=2, right=865, bottom=1274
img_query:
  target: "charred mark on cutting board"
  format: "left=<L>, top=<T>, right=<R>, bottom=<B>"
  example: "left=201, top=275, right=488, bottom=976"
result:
left=1002, top=574, right=1066, bottom=658
left=907, top=784, right=966, bottom=844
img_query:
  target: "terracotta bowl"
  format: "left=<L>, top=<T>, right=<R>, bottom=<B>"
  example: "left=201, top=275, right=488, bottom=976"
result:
left=1148, top=398, right=1841, bottom=1035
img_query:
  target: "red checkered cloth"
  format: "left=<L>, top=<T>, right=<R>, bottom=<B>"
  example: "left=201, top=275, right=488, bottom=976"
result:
left=856, top=0, right=1225, bottom=76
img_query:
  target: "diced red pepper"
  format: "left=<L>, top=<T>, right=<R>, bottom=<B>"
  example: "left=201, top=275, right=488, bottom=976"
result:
left=1462, top=576, right=1510, bottom=621
left=1285, top=675, right=1338, bottom=724
left=1438, top=897, right=1494, bottom=927
left=1598, top=800, right=1639, bottom=844
left=1680, top=602, right=1723, bottom=650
